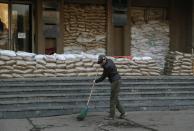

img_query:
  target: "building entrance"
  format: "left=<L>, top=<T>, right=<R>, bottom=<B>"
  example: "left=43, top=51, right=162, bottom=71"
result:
left=0, top=1, right=32, bottom=52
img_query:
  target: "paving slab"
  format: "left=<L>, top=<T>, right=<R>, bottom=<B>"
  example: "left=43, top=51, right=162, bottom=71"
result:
left=0, top=119, right=32, bottom=131
left=0, top=110, right=194, bottom=131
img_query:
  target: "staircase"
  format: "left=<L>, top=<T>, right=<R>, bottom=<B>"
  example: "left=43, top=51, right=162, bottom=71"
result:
left=0, top=76, right=194, bottom=119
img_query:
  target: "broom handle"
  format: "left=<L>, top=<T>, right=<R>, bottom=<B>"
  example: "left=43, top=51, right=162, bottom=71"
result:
left=86, top=82, right=95, bottom=106
left=86, top=70, right=98, bottom=106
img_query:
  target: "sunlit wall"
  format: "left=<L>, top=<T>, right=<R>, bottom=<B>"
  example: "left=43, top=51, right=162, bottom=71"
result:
left=0, top=3, right=8, bottom=28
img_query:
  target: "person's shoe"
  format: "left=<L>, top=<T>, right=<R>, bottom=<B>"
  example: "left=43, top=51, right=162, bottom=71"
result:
left=119, top=113, right=127, bottom=119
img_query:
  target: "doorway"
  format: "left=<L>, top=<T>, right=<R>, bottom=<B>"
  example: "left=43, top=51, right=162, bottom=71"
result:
left=0, top=3, right=8, bottom=49
left=0, top=1, right=32, bottom=52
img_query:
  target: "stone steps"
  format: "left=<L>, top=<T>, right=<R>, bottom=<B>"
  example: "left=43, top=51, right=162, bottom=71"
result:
left=0, top=76, right=194, bottom=119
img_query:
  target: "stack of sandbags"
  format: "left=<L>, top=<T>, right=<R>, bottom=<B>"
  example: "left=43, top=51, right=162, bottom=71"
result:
left=0, top=50, right=162, bottom=79
left=131, top=7, right=145, bottom=24
left=131, top=20, right=169, bottom=68
left=64, top=60, right=77, bottom=77
left=86, top=48, right=106, bottom=55
left=134, top=60, right=161, bottom=76
left=13, top=52, right=36, bottom=78
left=34, top=55, right=46, bottom=77
left=131, top=7, right=166, bottom=24
left=55, top=54, right=67, bottom=77
left=0, top=50, right=16, bottom=78
left=112, top=57, right=161, bottom=76
left=164, top=51, right=193, bottom=75
left=192, top=56, right=194, bottom=74
left=131, top=7, right=169, bottom=68
left=43, top=55, right=57, bottom=77
left=63, top=46, right=85, bottom=54
left=63, top=54, right=84, bottom=77
left=111, top=57, right=134, bottom=76
left=63, top=4, right=106, bottom=55
left=74, top=53, right=100, bottom=76
left=76, top=58, right=97, bottom=77
left=0, top=50, right=37, bottom=78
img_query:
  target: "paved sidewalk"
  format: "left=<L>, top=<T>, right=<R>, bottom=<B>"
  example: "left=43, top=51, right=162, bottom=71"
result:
left=0, top=110, right=194, bottom=131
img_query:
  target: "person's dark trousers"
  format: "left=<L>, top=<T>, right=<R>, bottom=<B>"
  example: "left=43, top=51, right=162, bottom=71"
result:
left=109, top=80, right=125, bottom=118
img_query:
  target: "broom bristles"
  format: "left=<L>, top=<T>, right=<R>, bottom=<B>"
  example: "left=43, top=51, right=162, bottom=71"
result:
left=77, top=106, right=88, bottom=121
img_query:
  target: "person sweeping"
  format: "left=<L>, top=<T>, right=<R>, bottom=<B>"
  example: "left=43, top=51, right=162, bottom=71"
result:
left=94, top=55, right=126, bottom=120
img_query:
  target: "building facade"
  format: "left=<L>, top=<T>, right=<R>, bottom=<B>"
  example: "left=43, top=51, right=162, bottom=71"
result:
left=0, top=0, right=193, bottom=56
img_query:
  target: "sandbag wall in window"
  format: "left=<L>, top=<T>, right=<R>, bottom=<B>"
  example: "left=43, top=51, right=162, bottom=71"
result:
left=63, top=4, right=107, bottom=55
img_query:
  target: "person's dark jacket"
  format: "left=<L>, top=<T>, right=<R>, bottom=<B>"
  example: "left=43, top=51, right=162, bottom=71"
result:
left=95, top=59, right=121, bottom=83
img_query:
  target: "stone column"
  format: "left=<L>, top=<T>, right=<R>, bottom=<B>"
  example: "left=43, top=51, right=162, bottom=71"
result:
left=192, top=0, right=194, bottom=52
left=57, top=0, right=64, bottom=54
left=106, top=0, right=113, bottom=55
left=169, top=0, right=192, bottom=53
left=107, top=0, right=131, bottom=56
left=123, top=0, right=131, bottom=55
left=35, top=0, right=45, bottom=54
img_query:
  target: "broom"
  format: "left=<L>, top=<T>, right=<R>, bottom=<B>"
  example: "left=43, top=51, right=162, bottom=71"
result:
left=77, top=73, right=97, bottom=121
